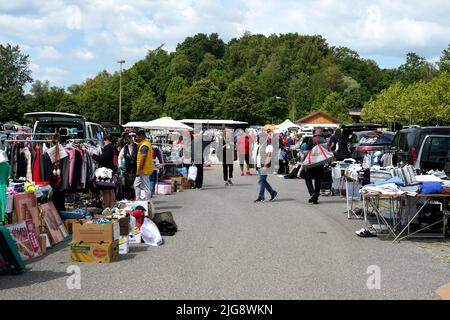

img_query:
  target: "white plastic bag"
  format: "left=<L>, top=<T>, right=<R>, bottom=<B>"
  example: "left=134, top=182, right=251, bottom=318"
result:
left=141, top=218, right=163, bottom=246
left=188, top=165, right=198, bottom=181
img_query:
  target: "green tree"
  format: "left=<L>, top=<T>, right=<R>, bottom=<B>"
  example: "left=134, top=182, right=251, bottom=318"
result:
left=437, top=44, right=450, bottom=73
left=218, top=77, right=263, bottom=124
left=0, top=43, right=33, bottom=93
left=0, top=44, right=33, bottom=122
left=165, top=76, right=188, bottom=98
left=317, top=92, right=352, bottom=123
left=131, top=90, right=162, bottom=121
left=165, top=79, right=221, bottom=119
left=397, top=52, right=437, bottom=85
left=261, top=97, right=289, bottom=124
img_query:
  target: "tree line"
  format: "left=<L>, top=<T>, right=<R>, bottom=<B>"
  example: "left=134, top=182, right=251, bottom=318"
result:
left=1, top=33, right=449, bottom=126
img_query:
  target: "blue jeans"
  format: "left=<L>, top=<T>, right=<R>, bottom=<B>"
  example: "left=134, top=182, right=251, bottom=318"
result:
left=258, top=169, right=274, bottom=200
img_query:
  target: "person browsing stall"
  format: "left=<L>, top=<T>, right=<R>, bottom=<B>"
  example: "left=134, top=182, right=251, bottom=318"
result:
left=89, top=135, right=117, bottom=208
left=134, top=130, right=153, bottom=200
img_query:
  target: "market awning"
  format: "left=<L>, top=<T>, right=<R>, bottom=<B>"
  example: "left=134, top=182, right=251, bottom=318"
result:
left=144, top=117, right=193, bottom=131
left=122, top=121, right=151, bottom=128
left=277, top=119, right=301, bottom=132
left=263, top=124, right=278, bottom=131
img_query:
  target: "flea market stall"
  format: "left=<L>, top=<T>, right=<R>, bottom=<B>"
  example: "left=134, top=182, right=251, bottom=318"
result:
left=0, top=120, right=183, bottom=274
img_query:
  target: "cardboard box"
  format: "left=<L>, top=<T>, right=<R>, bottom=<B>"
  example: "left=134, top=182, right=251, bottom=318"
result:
left=119, top=235, right=129, bottom=254
left=71, top=241, right=119, bottom=263
left=181, top=177, right=192, bottom=189
left=72, top=222, right=120, bottom=243
left=118, top=218, right=129, bottom=236
left=39, top=234, right=48, bottom=254
left=64, top=219, right=86, bottom=235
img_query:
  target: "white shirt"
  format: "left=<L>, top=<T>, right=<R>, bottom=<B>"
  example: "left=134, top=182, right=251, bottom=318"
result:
left=256, top=144, right=273, bottom=168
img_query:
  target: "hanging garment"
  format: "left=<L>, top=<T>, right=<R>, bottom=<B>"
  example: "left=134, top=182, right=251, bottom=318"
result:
left=0, top=161, right=11, bottom=222
left=68, top=148, right=76, bottom=188
left=23, top=147, right=33, bottom=182
left=33, top=145, right=41, bottom=183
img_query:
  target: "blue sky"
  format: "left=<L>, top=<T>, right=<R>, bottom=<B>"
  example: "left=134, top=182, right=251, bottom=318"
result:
left=1, top=0, right=449, bottom=89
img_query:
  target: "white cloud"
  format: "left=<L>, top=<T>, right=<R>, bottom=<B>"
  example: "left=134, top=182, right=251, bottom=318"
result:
left=65, top=5, right=82, bottom=30
left=74, top=48, right=95, bottom=61
left=35, top=46, right=62, bottom=60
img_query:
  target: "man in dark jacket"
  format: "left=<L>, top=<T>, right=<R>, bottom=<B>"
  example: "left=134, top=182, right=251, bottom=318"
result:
left=304, top=127, right=326, bottom=205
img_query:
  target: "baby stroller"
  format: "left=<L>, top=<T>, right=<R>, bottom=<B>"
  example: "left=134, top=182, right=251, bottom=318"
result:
left=320, top=164, right=334, bottom=196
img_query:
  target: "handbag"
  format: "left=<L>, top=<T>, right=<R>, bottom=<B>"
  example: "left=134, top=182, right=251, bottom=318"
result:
left=94, top=167, right=118, bottom=189
left=302, top=138, right=334, bottom=169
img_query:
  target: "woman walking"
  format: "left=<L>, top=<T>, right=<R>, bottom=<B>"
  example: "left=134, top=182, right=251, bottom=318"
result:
left=220, top=128, right=234, bottom=186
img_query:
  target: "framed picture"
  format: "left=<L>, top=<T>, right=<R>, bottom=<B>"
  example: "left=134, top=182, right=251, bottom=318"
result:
left=6, top=220, right=42, bottom=261
left=13, top=193, right=38, bottom=222
left=39, top=202, right=68, bottom=245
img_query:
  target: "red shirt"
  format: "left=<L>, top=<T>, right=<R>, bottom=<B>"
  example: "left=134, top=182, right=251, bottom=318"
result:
left=237, top=135, right=250, bottom=154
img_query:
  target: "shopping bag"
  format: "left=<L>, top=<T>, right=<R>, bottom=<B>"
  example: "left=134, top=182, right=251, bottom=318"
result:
left=302, top=138, right=334, bottom=169
left=141, top=218, right=163, bottom=246
left=188, top=165, right=197, bottom=181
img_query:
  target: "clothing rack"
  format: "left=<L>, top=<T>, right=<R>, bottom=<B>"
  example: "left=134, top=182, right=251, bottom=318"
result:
left=3, top=139, right=54, bottom=143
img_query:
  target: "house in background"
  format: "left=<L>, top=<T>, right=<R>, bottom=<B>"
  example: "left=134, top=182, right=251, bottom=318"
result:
left=296, top=112, right=340, bottom=132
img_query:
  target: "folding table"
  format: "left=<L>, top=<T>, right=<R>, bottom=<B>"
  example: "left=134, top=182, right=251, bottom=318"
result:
left=345, top=174, right=362, bottom=219
left=362, top=192, right=404, bottom=238
left=392, top=194, right=450, bottom=243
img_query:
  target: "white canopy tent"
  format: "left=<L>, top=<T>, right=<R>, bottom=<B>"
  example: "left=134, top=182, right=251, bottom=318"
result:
left=146, top=117, right=193, bottom=131
left=123, top=117, right=193, bottom=131
left=276, top=119, right=301, bottom=132
left=122, top=121, right=150, bottom=128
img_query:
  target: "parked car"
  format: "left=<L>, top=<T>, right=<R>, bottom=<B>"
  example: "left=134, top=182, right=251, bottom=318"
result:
left=334, top=123, right=387, bottom=161
left=414, top=134, right=450, bottom=174
left=24, top=112, right=107, bottom=146
left=390, top=126, right=450, bottom=168
left=101, top=122, right=123, bottom=138
left=350, top=131, right=395, bottom=160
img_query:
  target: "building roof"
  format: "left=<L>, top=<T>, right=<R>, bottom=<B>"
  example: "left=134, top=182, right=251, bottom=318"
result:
left=297, top=112, right=339, bottom=124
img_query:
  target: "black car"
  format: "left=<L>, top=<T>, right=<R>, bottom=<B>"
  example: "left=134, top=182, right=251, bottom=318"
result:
left=334, top=123, right=387, bottom=161
left=350, top=131, right=395, bottom=160
left=391, top=126, right=450, bottom=166
left=101, top=122, right=123, bottom=138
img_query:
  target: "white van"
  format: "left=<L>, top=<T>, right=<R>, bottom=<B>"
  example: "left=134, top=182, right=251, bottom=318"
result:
left=24, top=112, right=107, bottom=146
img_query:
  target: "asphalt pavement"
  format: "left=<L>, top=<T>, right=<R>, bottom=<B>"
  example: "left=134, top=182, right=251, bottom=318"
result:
left=0, top=165, right=449, bottom=300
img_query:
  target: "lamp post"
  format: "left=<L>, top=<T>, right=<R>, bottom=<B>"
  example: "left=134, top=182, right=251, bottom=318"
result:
left=117, top=60, right=125, bottom=125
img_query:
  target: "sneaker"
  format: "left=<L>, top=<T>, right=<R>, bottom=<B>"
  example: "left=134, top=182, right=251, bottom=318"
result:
left=228, top=180, right=233, bottom=185
left=254, top=198, right=265, bottom=203
left=225, top=182, right=229, bottom=186
left=241, top=172, right=245, bottom=176
left=246, top=171, right=252, bottom=176
left=270, top=191, right=278, bottom=201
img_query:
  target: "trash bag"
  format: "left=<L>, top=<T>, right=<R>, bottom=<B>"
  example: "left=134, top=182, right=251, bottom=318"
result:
left=154, top=211, right=178, bottom=236
left=141, top=218, right=163, bottom=246
left=188, top=165, right=198, bottom=181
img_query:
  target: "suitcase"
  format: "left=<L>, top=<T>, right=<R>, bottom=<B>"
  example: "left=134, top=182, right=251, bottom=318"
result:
left=0, top=226, right=26, bottom=275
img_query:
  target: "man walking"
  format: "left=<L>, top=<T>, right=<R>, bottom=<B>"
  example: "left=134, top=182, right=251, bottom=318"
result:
left=304, top=127, right=326, bottom=205
left=134, top=130, right=153, bottom=200
left=254, top=133, right=278, bottom=203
